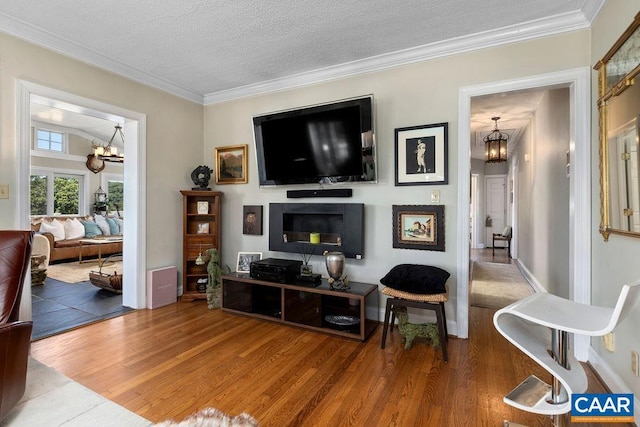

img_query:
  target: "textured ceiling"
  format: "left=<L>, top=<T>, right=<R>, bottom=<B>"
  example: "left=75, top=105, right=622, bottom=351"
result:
left=0, top=0, right=603, bottom=103
left=6, top=1, right=602, bottom=158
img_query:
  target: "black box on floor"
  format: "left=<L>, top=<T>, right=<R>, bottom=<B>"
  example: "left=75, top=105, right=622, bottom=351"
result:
left=249, top=258, right=302, bottom=283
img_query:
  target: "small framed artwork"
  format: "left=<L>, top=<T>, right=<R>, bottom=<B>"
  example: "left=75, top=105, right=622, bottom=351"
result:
left=392, top=205, right=445, bottom=251
left=243, top=205, right=263, bottom=235
left=236, top=251, right=263, bottom=273
left=394, top=122, right=448, bottom=186
left=215, top=144, right=248, bottom=184
left=197, top=223, right=210, bottom=234
left=197, top=201, right=209, bottom=215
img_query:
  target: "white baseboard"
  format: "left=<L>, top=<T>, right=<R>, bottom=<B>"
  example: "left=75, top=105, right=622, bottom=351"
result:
left=515, top=260, right=547, bottom=293
left=588, top=347, right=640, bottom=425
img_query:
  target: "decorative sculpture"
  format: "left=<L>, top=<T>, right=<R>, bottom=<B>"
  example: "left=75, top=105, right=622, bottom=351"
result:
left=191, top=165, right=213, bottom=190
left=206, top=248, right=223, bottom=309
left=392, top=306, right=440, bottom=350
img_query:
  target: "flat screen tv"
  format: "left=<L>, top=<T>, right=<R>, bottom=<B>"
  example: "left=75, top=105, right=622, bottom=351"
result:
left=253, top=95, right=376, bottom=186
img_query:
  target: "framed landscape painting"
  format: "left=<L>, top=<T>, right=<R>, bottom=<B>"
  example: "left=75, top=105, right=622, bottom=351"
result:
left=392, top=204, right=445, bottom=251
left=215, top=144, right=248, bottom=184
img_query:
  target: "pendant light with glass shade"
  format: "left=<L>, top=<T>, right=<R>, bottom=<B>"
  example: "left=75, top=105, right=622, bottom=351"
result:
left=484, top=117, right=509, bottom=163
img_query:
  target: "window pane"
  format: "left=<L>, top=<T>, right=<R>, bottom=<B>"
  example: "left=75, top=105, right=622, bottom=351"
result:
left=35, top=130, right=64, bottom=152
left=53, top=176, right=79, bottom=215
left=30, top=175, right=48, bottom=215
left=108, top=181, right=124, bottom=212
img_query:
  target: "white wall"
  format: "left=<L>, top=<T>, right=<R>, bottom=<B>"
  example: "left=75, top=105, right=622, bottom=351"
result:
left=590, top=0, right=640, bottom=402
left=513, top=88, right=571, bottom=297
left=0, top=32, right=203, bottom=281
left=204, top=30, right=591, bottom=326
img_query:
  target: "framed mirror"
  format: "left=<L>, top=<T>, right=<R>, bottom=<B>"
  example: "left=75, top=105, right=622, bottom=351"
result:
left=595, top=12, right=640, bottom=241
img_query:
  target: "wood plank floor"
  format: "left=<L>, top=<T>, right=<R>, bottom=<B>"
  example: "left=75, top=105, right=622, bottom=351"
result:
left=30, top=297, right=630, bottom=427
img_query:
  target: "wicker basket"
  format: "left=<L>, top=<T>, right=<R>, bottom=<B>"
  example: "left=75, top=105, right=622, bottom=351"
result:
left=89, top=270, right=122, bottom=293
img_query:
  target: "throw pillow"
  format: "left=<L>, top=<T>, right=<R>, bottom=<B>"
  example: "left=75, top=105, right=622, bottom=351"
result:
left=116, top=218, right=124, bottom=235
left=39, top=219, right=65, bottom=241
left=105, top=216, right=119, bottom=235
left=64, top=218, right=85, bottom=240
left=380, top=264, right=450, bottom=295
left=80, top=219, right=103, bottom=238
left=94, top=214, right=111, bottom=236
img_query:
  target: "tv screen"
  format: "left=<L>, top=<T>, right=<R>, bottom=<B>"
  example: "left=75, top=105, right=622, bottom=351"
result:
left=253, top=96, right=376, bottom=186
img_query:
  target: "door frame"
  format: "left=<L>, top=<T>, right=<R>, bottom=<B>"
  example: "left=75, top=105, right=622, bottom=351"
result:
left=456, top=67, right=591, bottom=360
left=16, top=80, right=148, bottom=310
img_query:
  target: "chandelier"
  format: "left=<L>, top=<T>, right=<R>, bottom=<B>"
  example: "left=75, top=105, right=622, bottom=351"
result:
left=484, top=117, right=509, bottom=163
left=86, top=124, right=124, bottom=174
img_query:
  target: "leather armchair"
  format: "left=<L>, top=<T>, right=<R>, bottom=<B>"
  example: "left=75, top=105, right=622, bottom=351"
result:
left=0, top=230, right=34, bottom=421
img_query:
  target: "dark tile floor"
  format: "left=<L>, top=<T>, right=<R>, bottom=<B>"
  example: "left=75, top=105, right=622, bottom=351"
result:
left=31, top=278, right=133, bottom=340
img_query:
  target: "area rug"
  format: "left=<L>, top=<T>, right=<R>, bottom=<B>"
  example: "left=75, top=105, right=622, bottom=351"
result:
left=470, top=262, right=534, bottom=309
left=2, top=358, right=150, bottom=426
left=47, top=259, right=122, bottom=284
left=154, top=408, right=258, bottom=427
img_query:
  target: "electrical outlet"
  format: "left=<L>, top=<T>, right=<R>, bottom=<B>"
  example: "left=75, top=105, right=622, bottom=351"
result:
left=603, top=332, right=615, bottom=352
left=632, top=351, right=639, bottom=377
left=0, top=184, right=8, bottom=199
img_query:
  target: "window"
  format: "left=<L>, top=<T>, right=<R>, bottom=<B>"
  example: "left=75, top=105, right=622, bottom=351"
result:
left=36, top=129, right=65, bottom=152
left=107, top=180, right=124, bottom=212
left=30, top=169, right=85, bottom=216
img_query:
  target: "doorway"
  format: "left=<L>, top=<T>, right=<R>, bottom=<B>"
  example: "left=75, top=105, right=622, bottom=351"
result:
left=456, top=68, right=591, bottom=360
left=16, top=81, right=148, bottom=323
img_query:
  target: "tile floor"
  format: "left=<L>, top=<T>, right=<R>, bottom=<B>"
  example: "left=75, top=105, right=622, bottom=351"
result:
left=31, top=278, right=133, bottom=340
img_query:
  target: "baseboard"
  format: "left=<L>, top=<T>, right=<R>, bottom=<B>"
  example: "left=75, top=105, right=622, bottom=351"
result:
left=588, top=347, right=640, bottom=425
left=515, top=260, right=547, bottom=293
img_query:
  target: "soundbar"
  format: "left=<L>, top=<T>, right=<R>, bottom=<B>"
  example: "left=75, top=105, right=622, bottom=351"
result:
left=287, top=189, right=353, bottom=198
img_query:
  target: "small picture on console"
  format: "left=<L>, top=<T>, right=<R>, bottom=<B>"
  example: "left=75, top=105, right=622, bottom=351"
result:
left=236, top=251, right=263, bottom=273
left=242, top=205, right=263, bottom=235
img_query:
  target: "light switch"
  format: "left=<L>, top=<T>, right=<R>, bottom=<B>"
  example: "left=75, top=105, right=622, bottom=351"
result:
left=431, top=190, right=440, bottom=203
left=0, top=184, right=9, bottom=199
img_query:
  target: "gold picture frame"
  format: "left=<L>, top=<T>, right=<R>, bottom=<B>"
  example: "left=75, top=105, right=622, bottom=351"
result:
left=215, top=144, right=248, bottom=184
left=594, top=12, right=640, bottom=241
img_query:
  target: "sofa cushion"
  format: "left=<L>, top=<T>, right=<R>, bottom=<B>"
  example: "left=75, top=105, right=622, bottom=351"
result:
left=105, top=217, right=119, bottom=235
left=380, top=264, right=450, bottom=295
left=55, top=238, right=84, bottom=249
left=39, top=219, right=65, bottom=241
left=80, top=220, right=102, bottom=238
left=94, top=215, right=111, bottom=236
left=64, top=218, right=85, bottom=240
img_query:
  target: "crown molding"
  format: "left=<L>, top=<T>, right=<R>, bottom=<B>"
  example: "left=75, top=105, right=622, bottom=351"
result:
left=0, top=2, right=604, bottom=107
left=0, top=13, right=204, bottom=104
left=204, top=8, right=599, bottom=105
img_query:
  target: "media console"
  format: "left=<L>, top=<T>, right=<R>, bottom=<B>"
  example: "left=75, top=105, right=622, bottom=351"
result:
left=221, top=273, right=379, bottom=341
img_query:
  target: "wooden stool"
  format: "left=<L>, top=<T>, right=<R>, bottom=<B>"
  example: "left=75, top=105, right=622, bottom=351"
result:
left=380, top=286, right=449, bottom=362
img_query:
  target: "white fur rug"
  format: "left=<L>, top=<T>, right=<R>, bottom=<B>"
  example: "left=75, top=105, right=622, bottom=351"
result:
left=154, top=408, right=258, bottom=427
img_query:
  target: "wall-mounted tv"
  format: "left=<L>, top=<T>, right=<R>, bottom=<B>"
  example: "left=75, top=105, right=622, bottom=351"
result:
left=253, top=95, right=376, bottom=186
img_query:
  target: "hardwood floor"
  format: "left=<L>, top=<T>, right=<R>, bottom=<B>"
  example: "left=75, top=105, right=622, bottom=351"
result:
left=30, top=297, right=628, bottom=426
